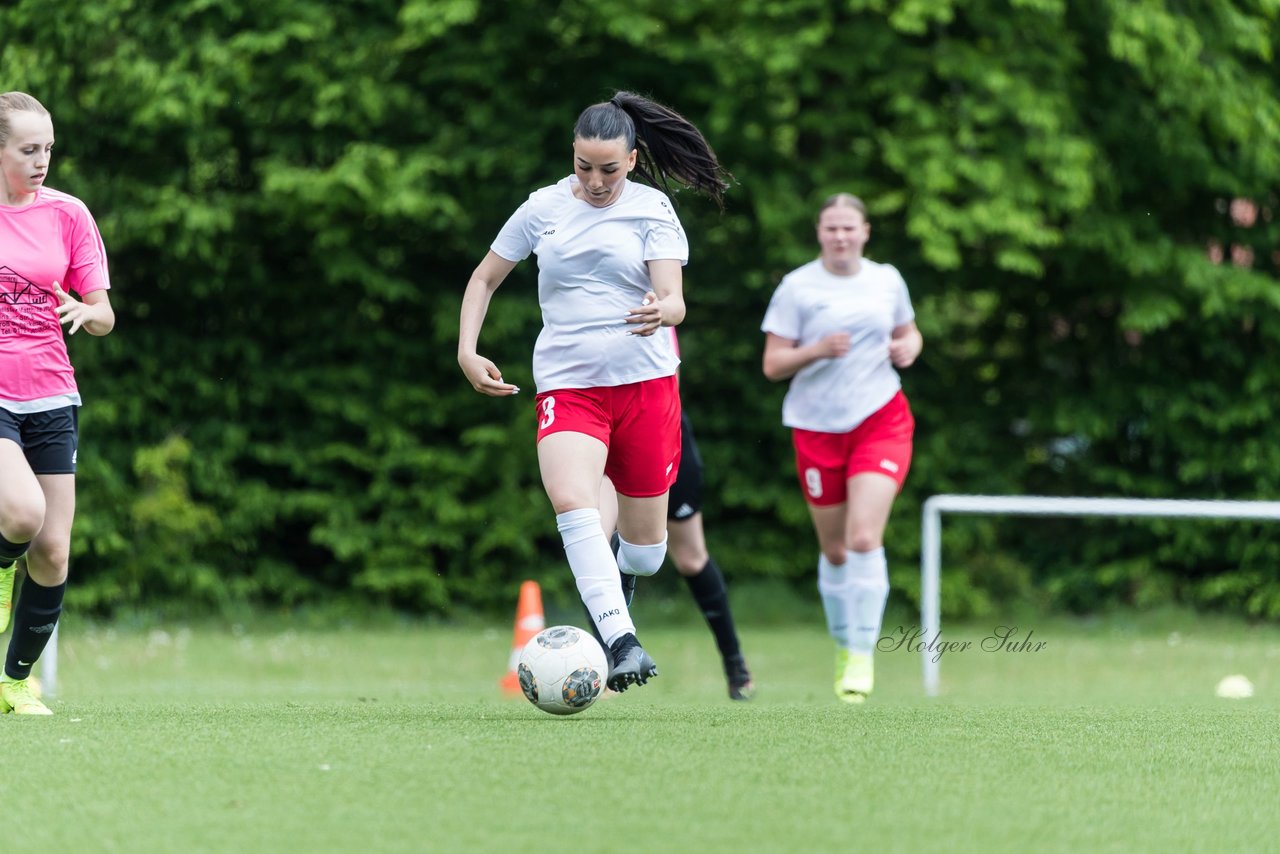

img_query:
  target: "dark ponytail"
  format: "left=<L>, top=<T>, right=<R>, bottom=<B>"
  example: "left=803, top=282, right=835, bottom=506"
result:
left=574, top=91, right=731, bottom=209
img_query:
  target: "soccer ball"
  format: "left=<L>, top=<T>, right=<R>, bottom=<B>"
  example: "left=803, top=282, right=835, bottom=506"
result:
left=517, top=625, right=609, bottom=716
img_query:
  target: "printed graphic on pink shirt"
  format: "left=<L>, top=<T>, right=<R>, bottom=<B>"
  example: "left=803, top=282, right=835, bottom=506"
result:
left=0, top=265, right=56, bottom=338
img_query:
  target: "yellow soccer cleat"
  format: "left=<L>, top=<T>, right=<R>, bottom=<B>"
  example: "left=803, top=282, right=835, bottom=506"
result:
left=1, top=675, right=52, bottom=716
left=835, top=648, right=874, bottom=704
left=0, top=560, right=15, bottom=634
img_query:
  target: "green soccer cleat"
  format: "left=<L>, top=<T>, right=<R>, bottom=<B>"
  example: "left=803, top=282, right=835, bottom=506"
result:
left=0, top=675, right=52, bottom=716
left=0, top=560, right=15, bottom=634
left=834, top=648, right=874, bottom=704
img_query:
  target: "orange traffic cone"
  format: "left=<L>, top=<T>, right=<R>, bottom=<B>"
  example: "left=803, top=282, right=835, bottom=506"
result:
left=500, top=580, right=546, bottom=694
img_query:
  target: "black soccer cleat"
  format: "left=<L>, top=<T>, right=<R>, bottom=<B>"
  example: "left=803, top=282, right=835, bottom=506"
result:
left=724, top=653, right=755, bottom=702
left=606, top=633, right=657, bottom=692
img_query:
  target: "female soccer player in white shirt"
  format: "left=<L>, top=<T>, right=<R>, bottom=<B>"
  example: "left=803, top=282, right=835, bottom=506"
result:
left=458, top=92, right=729, bottom=692
left=761, top=193, right=923, bottom=703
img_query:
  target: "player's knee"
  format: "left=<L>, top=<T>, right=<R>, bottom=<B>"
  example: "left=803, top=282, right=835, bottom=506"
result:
left=847, top=531, right=883, bottom=554
left=617, top=535, right=666, bottom=577
left=670, top=543, right=708, bottom=576
left=821, top=543, right=846, bottom=566
left=25, top=542, right=69, bottom=583
left=0, top=499, right=45, bottom=544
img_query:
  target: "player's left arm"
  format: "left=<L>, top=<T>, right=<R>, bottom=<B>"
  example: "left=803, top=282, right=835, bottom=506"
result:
left=628, top=259, right=685, bottom=336
left=889, top=320, right=922, bottom=368
left=55, top=282, right=115, bottom=337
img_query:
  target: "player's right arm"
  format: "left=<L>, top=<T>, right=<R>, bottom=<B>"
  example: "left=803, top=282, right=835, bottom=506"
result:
left=458, top=250, right=521, bottom=396
left=761, top=331, right=851, bottom=382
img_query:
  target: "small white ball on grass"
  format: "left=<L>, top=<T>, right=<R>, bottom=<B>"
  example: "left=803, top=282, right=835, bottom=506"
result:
left=1214, top=674, right=1254, bottom=699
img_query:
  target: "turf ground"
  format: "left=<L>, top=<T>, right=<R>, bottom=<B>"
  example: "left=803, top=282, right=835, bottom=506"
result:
left=13, top=604, right=1280, bottom=853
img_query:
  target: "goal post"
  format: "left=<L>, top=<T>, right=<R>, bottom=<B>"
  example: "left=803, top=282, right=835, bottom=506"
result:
left=919, top=494, right=1280, bottom=697
left=40, top=623, right=58, bottom=698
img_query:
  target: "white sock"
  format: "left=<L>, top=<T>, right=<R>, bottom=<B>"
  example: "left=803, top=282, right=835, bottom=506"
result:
left=816, top=553, right=850, bottom=647
left=615, top=534, right=667, bottom=577
left=846, top=548, right=890, bottom=655
left=556, top=509, right=634, bottom=645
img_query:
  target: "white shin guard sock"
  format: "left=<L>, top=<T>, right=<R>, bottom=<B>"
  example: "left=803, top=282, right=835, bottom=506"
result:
left=846, top=547, right=890, bottom=655
left=556, top=509, right=634, bottom=645
left=615, top=534, right=667, bottom=577
left=816, top=553, right=851, bottom=647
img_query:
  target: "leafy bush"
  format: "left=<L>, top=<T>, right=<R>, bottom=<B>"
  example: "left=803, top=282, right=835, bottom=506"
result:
left=3, top=0, right=1278, bottom=618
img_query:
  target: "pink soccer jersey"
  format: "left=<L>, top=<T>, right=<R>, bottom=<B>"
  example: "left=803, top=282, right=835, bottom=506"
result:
left=0, top=187, right=110, bottom=403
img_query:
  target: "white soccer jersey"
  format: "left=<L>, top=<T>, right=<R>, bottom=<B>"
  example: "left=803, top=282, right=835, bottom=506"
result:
left=761, top=258, right=915, bottom=432
left=491, top=176, right=688, bottom=393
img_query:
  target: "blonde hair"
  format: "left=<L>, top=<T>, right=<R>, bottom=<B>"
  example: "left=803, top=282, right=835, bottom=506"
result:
left=816, top=192, right=868, bottom=223
left=0, top=92, right=50, bottom=147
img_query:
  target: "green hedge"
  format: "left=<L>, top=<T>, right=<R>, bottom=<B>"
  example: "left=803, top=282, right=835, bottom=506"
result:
left=4, top=0, right=1279, bottom=618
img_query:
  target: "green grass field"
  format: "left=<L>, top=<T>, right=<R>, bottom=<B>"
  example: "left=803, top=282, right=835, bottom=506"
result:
left=14, top=604, right=1280, bottom=853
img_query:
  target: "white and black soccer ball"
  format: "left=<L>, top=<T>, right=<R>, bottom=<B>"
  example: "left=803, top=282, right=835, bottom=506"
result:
left=517, top=625, right=608, bottom=716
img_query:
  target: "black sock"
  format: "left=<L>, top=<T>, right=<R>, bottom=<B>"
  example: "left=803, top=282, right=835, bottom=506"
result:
left=5, top=578, right=65, bottom=680
left=684, top=557, right=742, bottom=662
left=0, top=533, right=29, bottom=567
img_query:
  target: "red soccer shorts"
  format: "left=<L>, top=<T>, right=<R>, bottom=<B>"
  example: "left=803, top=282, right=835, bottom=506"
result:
left=791, top=391, right=914, bottom=506
left=534, top=375, right=682, bottom=498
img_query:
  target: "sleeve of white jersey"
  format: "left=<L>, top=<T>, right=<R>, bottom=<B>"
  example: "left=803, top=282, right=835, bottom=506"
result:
left=760, top=276, right=802, bottom=339
left=490, top=198, right=535, bottom=263
left=642, top=198, right=689, bottom=264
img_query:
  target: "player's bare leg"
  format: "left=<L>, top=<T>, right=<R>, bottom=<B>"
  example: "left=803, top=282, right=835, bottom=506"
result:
left=540, top=435, right=657, bottom=691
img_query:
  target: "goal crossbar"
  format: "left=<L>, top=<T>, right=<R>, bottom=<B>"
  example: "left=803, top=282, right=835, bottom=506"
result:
left=920, top=494, right=1280, bottom=697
